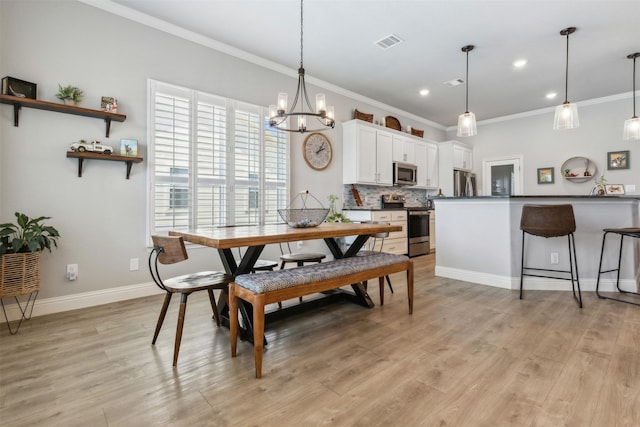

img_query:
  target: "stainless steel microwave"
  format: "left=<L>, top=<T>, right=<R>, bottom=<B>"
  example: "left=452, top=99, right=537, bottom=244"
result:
left=393, top=162, right=417, bottom=186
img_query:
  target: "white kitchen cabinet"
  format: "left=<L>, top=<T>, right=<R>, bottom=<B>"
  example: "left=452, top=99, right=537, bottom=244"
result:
left=414, top=140, right=438, bottom=189
left=343, top=120, right=393, bottom=186
left=438, top=140, right=473, bottom=196
left=392, top=134, right=415, bottom=164
left=342, top=209, right=408, bottom=255
left=452, top=143, right=473, bottom=170
left=426, top=142, right=438, bottom=189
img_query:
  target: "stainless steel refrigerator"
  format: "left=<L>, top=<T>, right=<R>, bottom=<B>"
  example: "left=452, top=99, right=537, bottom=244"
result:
left=454, top=170, right=477, bottom=196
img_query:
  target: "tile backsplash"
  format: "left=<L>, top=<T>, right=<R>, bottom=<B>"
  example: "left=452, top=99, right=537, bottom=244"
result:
left=342, top=184, right=435, bottom=209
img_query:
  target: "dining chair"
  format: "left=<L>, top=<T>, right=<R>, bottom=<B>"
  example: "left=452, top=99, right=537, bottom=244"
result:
left=358, top=221, right=394, bottom=302
left=148, top=235, right=233, bottom=366
left=278, top=242, right=326, bottom=269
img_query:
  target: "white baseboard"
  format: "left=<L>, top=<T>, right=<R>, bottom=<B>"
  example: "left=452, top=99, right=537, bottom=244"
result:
left=435, top=266, right=638, bottom=293
left=0, top=282, right=163, bottom=323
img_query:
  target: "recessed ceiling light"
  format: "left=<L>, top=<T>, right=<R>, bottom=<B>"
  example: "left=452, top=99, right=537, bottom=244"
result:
left=513, top=59, right=528, bottom=68
left=546, top=92, right=557, bottom=99
left=419, top=89, right=429, bottom=96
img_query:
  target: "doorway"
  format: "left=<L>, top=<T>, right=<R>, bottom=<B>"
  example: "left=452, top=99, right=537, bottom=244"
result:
left=482, top=157, right=523, bottom=196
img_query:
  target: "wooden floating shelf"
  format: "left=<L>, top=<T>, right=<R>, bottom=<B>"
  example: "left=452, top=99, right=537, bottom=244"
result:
left=0, top=94, right=126, bottom=137
left=66, top=151, right=143, bottom=179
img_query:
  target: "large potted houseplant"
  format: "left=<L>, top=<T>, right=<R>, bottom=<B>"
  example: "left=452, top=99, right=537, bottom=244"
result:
left=0, top=212, right=60, bottom=334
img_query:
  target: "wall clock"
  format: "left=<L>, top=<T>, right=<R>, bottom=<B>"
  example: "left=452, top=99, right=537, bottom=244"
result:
left=303, top=132, right=333, bottom=171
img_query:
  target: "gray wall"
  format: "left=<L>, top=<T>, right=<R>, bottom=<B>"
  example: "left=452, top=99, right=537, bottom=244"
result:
left=0, top=0, right=444, bottom=302
left=446, top=97, right=639, bottom=195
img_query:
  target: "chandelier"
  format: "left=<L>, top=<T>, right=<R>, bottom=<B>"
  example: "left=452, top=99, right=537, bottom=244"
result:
left=268, top=0, right=335, bottom=133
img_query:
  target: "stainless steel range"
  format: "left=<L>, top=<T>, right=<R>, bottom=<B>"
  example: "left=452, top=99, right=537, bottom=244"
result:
left=381, top=195, right=430, bottom=257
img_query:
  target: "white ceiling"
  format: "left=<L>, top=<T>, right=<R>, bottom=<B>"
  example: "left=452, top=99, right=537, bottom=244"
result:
left=104, top=0, right=640, bottom=127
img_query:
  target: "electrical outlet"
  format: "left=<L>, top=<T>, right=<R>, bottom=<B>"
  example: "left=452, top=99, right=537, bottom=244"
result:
left=550, top=252, right=559, bottom=265
left=67, top=264, right=78, bottom=281
left=130, top=258, right=139, bottom=271
left=296, top=241, right=303, bottom=249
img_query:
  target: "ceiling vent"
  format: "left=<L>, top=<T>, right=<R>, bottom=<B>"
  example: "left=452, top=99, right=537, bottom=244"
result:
left=375, top=34, right=404, bottom=50
left=444, top=78, right=465, bottom=87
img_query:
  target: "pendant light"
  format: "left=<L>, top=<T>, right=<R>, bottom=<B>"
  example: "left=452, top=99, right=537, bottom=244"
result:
left=553, top=27, right=579, bottom=130
left=457, top=45, right=477, bottom=137
left=623, top=52, right=640, bottom=140
left=268, top=0, right=335, bottom=133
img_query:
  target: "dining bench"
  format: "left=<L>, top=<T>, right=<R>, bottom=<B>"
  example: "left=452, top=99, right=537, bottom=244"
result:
left=229, top=252, right=414, bottom=378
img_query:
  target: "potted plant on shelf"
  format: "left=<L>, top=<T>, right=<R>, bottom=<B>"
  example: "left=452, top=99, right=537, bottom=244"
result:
left=55, top=84, right=84, bottom=106
left=0, top=212, right=61, bottom=334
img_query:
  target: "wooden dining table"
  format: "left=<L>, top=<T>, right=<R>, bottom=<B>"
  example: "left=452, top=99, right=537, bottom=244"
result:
left=169, top=222, right=402, bottom=341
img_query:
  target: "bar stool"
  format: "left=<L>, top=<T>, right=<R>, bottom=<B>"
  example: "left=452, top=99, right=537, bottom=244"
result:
left=519, top=204, right=582, bottom=308
left=595, top=227, right=640, bottom=306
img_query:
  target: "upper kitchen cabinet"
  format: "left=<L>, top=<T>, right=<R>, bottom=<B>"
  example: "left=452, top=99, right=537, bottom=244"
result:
left=392, top=134, right=415, bottom=164
left=343, top=120, right=393, bottom=186
left=438, top=140, right=473, bottom=196
left=452, top=142, right=473, bottom=170
left=414, top=140, right=439, bottom=189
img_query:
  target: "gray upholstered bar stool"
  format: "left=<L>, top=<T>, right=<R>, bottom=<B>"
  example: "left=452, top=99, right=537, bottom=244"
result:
left=595, top=227, right=640, bottom=306
left=519, top=204, right=582, bottom=308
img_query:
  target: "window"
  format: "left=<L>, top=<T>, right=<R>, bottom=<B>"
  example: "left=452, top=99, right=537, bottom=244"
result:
left=148, top=80, right=288, bottom=237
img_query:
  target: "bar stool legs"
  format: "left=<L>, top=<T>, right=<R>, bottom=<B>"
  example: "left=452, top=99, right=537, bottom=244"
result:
left=595, top=228, right=640, bottom=306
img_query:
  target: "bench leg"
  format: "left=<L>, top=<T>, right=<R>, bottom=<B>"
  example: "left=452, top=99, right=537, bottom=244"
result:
left=407, top=263, right=414, bottom=314
left=207, top=289, right=220, bottom=327
left=229, top=284, right=238, bottom=357
left=378, top=276, right=385, bottom=305
left=253, top=294, right=266, bottom=378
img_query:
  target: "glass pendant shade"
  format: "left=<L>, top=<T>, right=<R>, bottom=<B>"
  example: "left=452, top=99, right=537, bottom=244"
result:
left=553, top=27, right=579, bottom=130
left=623, top=116, right=640, bottom=140
left=553, top=102, right=579, bottom=130
left=457, top=112, right=477, bottom=137
left=623, top=53, right=640, bottom=140
left=457, top=45, right=477, bottom=137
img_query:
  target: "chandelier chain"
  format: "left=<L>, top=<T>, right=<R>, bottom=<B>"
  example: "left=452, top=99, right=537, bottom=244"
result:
left=299, top=0, right=304, bottom=69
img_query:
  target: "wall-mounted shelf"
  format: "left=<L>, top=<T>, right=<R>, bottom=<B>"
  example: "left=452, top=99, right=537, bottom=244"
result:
left=561, top=156, right=597, bottom=183
left=66, top=151, right=142, bottom=179
left=0, top=94, right=126, bottom=137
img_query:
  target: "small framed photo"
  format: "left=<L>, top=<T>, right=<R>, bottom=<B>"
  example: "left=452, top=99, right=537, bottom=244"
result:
left=605, top=184, right=625, bottom=195
left=120, top=139, right=138, bottom=157
left=537, top=167, right=554, bottom=184
left=101, top=96, right=118, bottom=113
left=607, top=150, right=629, bottom=170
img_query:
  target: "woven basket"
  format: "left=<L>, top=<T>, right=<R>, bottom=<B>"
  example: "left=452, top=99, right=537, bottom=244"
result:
left=385, top=116, right=401, bottom=131
left=410, top=128, right=424, bottom=138
left=354, top=109, right=373, bottom=123
left=0, top=252, right=41, bottom=298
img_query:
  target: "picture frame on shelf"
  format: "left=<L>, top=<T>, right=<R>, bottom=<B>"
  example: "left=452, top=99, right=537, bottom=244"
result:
left=604, top=184, right=625, bottom=195
left=100, top=96, right=118, bottom=113
left=120, top=139, right=138, bottom=157
left=2, top=76, right=37, bottom=99
left=607, top=150, right=629, bottom=170
left=537, top=167, right=554, bottom=184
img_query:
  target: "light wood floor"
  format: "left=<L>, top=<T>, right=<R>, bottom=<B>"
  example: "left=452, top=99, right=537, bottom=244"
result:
left=1, top=253, right=639, bottom=426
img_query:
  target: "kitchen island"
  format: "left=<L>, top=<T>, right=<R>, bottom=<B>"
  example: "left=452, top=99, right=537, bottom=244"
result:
left=434, top=195, right=639, bottom=293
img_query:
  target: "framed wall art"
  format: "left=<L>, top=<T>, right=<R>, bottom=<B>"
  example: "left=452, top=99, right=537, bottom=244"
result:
left=604, top=184, right=625, bottom=195
left=537, top=167, right=554, bottom=184
left=607, top=150, right=629, bottom=170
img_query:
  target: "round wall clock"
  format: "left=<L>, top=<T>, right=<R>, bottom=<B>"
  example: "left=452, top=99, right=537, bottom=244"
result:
left=303, top=132, right=333, bottom=171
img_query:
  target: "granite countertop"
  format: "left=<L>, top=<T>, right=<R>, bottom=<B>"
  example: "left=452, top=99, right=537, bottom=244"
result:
left=434, top=195, right=640, bottom=200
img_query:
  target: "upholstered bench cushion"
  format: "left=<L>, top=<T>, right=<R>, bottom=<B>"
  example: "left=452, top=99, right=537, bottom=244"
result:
left=234, top=253, right=409, bottom=294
